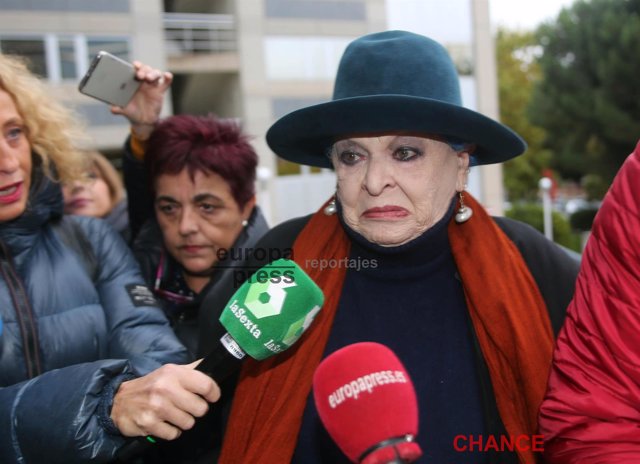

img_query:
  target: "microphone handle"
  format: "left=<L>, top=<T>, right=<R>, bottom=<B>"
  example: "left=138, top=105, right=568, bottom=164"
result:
left=195, top=340, right=244, bottom=379
left=359, top=436, right=419, bottom=464
left=115, top=338, right=244, bottom=462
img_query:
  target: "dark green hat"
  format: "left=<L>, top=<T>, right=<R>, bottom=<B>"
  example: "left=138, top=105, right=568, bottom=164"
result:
left=266, top=30, right=526, bottom=168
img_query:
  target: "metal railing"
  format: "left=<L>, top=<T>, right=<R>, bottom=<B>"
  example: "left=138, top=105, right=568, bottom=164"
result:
left=163, top=13, right=236, bottom=55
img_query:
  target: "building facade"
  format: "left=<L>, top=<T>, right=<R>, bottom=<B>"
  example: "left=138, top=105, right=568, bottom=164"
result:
left=0, top=0, right=504, bottom=224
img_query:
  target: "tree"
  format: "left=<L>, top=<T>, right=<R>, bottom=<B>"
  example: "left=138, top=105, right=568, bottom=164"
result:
left=496, top=29, right=553, bottom=201
left=530, top=0, right=640, bottom=188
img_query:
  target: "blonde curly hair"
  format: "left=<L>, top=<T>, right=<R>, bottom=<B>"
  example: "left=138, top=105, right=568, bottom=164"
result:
left=0, top=53, right=89, bottom=184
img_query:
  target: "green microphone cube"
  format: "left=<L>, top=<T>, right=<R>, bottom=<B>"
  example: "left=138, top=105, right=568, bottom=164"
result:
left=219, top=259, right=324, bottom=360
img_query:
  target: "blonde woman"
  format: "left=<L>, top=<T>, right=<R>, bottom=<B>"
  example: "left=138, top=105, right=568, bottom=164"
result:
left=0, top=54, right=220, bottom=463
left=63, top=150, right=130, bottom=241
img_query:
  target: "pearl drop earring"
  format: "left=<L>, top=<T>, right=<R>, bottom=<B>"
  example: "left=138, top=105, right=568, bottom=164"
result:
left=455, top=191, right=473, bottom=223
left=324, top=197, right=337, bottom=216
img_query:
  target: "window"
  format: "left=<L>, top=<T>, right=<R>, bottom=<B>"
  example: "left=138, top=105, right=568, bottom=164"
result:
left=0, top=34, right=131, bottom=81
left=86, top=39, right=130, bottom=64
left=0, top=38, right=47, bottom=77
left=265, top=0, right=366, bottom=20
left=264, top=36, right=350, bottom=80
left=58, top=38, right=77, bottom=79
left=0, top=0, right=130, bottom=13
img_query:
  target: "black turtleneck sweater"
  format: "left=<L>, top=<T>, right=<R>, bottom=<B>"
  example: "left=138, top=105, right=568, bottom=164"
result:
left=292, top=205, right=487, bottom=463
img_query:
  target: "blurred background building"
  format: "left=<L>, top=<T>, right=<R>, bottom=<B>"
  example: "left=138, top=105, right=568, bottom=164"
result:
left=0, top=0, right=503, bottom=225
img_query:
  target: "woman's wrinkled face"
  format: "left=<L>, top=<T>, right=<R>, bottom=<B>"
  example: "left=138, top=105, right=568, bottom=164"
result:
left=331, top=135, right=470, bottom=247
left=62, top=168, right=113, bottom=218
left=0, top=89, right=32, bottom=223
left=154, top=168, right=255, bottom=277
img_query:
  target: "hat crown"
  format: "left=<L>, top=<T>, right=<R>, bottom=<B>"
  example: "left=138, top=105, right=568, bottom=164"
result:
left=266, top=30, right=526, bottom=168
left=333, top=30, right=462, bottom=106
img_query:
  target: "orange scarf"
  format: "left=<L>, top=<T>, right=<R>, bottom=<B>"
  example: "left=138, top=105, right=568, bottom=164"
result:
left=219, top=194, right=553, bottom=464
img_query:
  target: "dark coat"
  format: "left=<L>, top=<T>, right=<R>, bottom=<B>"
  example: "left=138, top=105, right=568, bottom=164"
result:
left=234, top=213, right=579, bottom=335
left=208, top=212, right=581, bottom=464
left=0, top=173, right=189, bottom=463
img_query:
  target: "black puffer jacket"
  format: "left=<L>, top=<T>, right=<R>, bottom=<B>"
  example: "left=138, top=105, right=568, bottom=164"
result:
left=0, top=172, right=189, bottom=463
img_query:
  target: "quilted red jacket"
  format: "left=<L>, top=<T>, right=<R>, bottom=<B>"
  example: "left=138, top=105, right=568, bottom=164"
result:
left=539, top=140, right=640, bottom=463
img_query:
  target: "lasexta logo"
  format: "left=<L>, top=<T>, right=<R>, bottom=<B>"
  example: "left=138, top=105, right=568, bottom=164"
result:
left=281, top=304, right=321, bottom=345
left=245, top=279, right=297, bottom=318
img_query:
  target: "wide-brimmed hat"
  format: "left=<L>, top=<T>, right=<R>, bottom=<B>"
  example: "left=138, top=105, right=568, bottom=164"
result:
left=266, top=30, right=526, bottom=168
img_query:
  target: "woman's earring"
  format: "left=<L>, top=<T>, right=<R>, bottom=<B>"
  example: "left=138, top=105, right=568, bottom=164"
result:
left=455, top=191, right=473, bottom=223
left=324, top=197, right=337, bottom=216
left=242, top=219, right=249, bottom=227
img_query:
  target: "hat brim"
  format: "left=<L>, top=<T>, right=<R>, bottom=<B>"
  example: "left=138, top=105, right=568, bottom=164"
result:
left=266, top=95, right=526, bottom=168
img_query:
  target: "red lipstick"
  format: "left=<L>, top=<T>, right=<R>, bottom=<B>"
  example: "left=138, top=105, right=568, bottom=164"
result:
left=362, top=205, right=409, bottom=219
left=0, top=182, right=23, bottom=205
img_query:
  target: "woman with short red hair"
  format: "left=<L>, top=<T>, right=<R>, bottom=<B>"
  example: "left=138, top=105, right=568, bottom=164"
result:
left=114, top=63, right=269, bottom=360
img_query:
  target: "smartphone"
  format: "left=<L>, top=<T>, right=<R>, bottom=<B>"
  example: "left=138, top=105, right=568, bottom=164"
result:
left=78, top=51, right=141, bottom=107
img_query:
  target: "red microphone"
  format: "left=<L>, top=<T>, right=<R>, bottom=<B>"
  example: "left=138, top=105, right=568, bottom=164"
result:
left=312, top=342, right=422, bottom=464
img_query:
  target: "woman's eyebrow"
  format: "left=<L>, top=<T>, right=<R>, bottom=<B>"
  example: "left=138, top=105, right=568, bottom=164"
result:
left=193, top=193, right=223, bottom=203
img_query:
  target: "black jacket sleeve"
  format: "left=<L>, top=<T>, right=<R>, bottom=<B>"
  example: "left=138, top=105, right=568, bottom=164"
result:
left=494, top=216, right=580, bottom=335
left=122, top=136, right=154, bottom=241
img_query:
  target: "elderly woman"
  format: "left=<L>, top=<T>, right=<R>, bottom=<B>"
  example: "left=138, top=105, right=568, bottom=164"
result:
left=0, top=54, right=220, bottom=463
left=212, top=31, right=580, bottom=464
left=62, top=150, right=130, bottom=241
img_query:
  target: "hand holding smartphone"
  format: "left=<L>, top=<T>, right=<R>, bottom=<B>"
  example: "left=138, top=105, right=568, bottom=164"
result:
left=78, top=51, right=141, bottom=107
